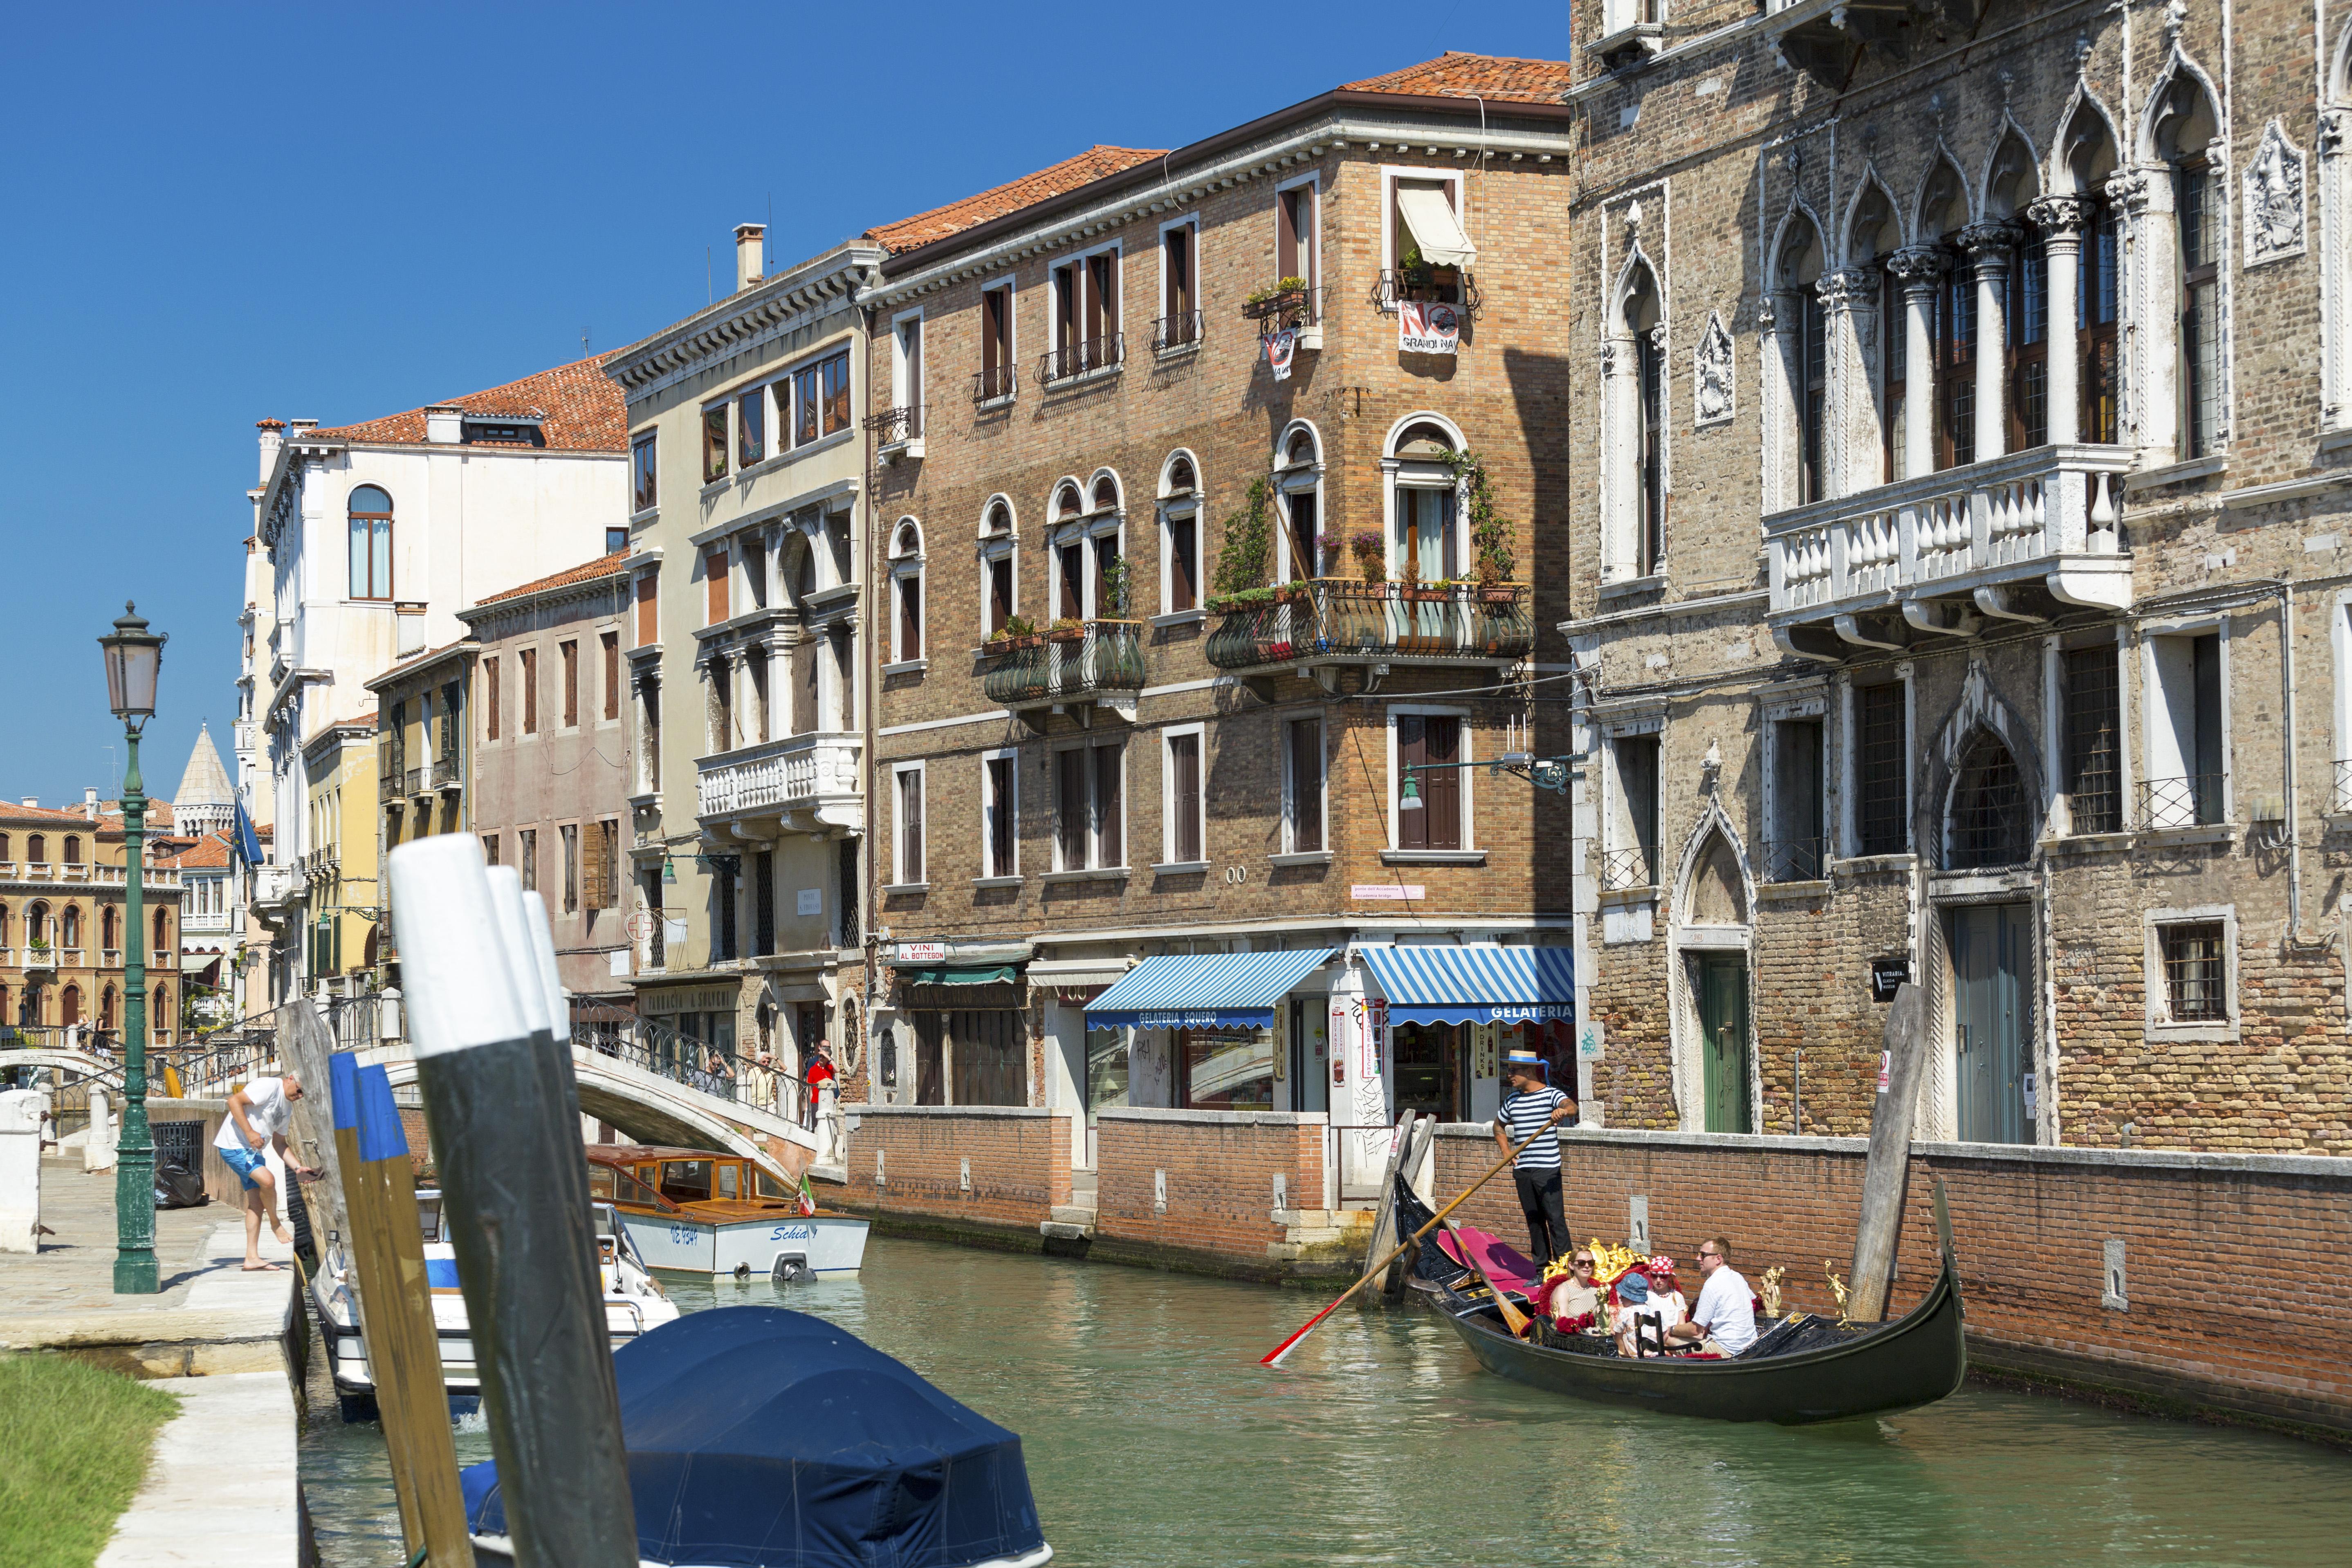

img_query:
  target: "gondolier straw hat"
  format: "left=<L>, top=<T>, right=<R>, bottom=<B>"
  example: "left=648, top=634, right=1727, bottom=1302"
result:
left=1505, top=1049, right=1546, bottom=1077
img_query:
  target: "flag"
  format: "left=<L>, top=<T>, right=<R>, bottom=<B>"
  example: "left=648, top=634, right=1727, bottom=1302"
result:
left=231, top=800, right=263, bottom=870
left=1264, top=328, right=1297, bottom=381
left=797, top=1174, right=818, bottom=1217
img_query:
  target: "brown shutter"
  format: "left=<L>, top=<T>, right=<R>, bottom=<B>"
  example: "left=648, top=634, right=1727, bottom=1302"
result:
left=1094, top=743, right=1123, bottom=867
left=1398, top=716, right=1428, bottom=851
left=1172, top=735, right=1201, bottom=862
left=521, top=649, right=538, bottom=734
left=582, top=817, right=607, bottom=910
left=1423, top=716, right=1461, bottom=850
left=981, top=289, right=1003, bottom=376
left=705, top=550, right=729, bottom=625
left=485, top=657, right=501, bottom=741
left=562, top=641, right=579, bottom=727
left=635, top=572, right=658, bottom=646
left=1290, top=718, right=1323, bottom=852
left=603, top=632, right=620, bottom=720
left=1057, top=749, right=1087, bottom=868
left=1277, top=189, right=1299, bottom=280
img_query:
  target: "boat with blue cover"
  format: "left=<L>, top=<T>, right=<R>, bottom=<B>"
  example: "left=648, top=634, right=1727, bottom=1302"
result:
left=461, top=1305, right=1053, bottom=1568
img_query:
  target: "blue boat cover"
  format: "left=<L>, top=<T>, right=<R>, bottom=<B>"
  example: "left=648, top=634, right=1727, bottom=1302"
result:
left=1084, top=947, right=1334, bottom=1029
left=461, top=1307, right=1046, bottom=1568
left=1361, top=943, right=1575, bottom=1026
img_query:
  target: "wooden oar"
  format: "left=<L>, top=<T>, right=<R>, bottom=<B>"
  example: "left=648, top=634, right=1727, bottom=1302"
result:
left=1439, top=1217, right=1531, bottom=1337
left=1259, top=1123, right=1553, bottom=1368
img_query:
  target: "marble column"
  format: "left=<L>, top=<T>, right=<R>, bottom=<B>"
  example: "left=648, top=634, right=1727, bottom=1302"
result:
left=2029, top=196, right=2088, bottom=446
left=1884, top=247, right=1948, bottom=479
left=1818, top=265, right=1881, bottom=496
left=1961, top=222, right=2021, bottom=463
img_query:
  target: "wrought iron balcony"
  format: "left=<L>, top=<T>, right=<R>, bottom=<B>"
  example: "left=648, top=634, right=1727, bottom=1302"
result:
left=1152, top=310, right=1205, bottom=352
left=1765, top=446, right=2134, bottom=661
left=1040, top=335, right=1125, bottom=383
left=865, top=404, right=925, bottom=459
left=1600, top=846, right=1654, bottom=892
left=982, top=621, right=1145, bottom=713
left=971, top=365, right=1017, bottom=404
left=1240, top=287, right=1323, bottom=333
left=2336, top=758, right=2352, bottom=814
left=695, top=731, right=863, bottom=834
left=2137, top=774, right=2226, bottom=832
left=1205, top=580, right=1532, bottom=676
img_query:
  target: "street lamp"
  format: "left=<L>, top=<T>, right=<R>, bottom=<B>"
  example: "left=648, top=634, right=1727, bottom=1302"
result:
left=98, top=601, right=166, bottom=1295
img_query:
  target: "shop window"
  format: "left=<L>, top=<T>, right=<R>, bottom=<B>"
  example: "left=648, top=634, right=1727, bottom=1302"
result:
left=1178, top=1027, right=1275, bottom=1111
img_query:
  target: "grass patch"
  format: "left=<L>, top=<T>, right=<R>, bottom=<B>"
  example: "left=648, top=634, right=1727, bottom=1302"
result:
left=0, top=1355, right=179, bottom=1568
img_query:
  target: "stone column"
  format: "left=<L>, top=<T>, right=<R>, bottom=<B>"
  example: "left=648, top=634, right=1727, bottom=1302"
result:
left=1819, top=265, right=1881, bottom=496
left=1961, top=222, right=2020, bottom=462
left=1885, top=247, right=1948, bottom=479
left=0, top=1088, right=40, bottom=1253
left=2030, top=196, right=2088, bottom=446
left=1762, top=291, right=1802, bottom=510
left=1599, top=335, right=1637, bottom=578
left=2108, top=167, right=2172, bottom=458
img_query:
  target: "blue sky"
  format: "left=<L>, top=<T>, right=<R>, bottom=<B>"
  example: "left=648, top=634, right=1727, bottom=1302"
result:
left=0, top=2, right=1565, bottom=812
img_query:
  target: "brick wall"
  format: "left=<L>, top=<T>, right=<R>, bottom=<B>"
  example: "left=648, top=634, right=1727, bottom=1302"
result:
left=1093, top=1108, right=1328, bottom=1273
left=843, top=1104, right=1072, bottom=1233
left=1431, top=1125, right=2352, bottom=1439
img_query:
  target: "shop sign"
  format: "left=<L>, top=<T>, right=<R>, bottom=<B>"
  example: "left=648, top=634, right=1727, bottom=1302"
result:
left=1398, top=301, right=1460, bottom=355
left=797, top=888, right=824, bottom=916
left=643, top=984, right=738, bottom=1016
left=894, top=941, right=949, bottom=962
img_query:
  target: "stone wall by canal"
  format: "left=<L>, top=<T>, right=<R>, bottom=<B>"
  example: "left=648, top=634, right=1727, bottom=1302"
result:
left=843, top=1104, right=1073, bottom=1243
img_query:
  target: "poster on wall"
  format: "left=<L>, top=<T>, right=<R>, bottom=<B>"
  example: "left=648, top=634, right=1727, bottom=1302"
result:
left=1264, top=328, right=1297, bottom=380
left=1397, top=301, right=1460, bottom=355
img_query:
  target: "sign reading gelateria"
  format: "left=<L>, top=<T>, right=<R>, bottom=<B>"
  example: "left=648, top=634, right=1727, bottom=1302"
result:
left=642, top=985, right=739, bottom=1016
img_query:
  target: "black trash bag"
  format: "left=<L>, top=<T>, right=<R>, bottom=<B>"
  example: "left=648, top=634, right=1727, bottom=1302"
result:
left=155, top=1160, right=208, bottom=1209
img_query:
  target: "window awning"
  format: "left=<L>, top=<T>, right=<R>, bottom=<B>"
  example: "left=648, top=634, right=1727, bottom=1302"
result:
left=894, top=964, right=1018, bottom=987
left=1395, top=185, right=1479, bottom=268
left=1361, top=944, right=1573, bottom=1027
left=1085, top=949, right=1335, bottom=1030
left=1028, top=957, right=1133, bottom=991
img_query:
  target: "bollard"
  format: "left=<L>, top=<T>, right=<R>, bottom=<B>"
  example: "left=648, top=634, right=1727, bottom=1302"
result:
left=86, top=1088, right=117, bottom=1175
left=1849, top=983, right=1927, bottom=1323
left=388, top=835, right=635, bottom=1568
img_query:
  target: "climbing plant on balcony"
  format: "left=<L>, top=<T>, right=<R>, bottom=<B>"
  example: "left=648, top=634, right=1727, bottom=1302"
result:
left=1209, top=476, right=1274, bottom=607
left=1441, top=448, right=1516, bottom=584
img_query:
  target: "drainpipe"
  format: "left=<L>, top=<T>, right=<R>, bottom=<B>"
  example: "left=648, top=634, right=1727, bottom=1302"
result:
left=2279, top=577, right=2325, bottom=949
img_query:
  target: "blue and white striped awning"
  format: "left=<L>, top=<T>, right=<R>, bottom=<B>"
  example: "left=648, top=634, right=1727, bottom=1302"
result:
left=1361, top=944, right=1575, bottom=1027
left=1085, top=948, right=1336, bottom=1030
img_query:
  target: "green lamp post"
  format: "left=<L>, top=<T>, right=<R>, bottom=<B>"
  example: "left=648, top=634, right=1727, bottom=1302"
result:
left=99, top=601, right=166, bottom=1295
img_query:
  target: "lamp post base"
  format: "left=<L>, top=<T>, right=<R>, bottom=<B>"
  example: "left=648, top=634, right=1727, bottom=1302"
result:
left=112, top=1146, right=159, bottom=1294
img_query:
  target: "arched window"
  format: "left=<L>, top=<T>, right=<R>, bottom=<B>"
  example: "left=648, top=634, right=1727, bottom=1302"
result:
left=980, top=498, right=1018, bottom=637
left=61, top=906, right=81, bottom=949
left=0, top=904, right=9, bottom=945
left=154, top=906, right=169, bottom=953
left=1947, top=731, right=2031, bottom=869
left=889, top=518, right=925, bottom=664
left=1983, top=133, right=2047, bottom=454
left=2056, top=99, right=2122, bottom=444
left=1090, top=473, right=1121, bottom=515
left=101, top=985, right=118, bottom=1030
left=61, top=836, right=81, bottom=865
left=1848, top=183, right=1905, bottom=481
left=1774, top=217, right=1827, bottom=502
left=1053, top=475, right=1124, bottom=620
left=349, top=485, right=395, bottom=601
left=1387, top=418, right=1462, bottom=581
left=151, top=982, right=170, bottom=1039
left=1274, top=424, right=1324, bottom=581
left=27, top=901, right=48, bottom=947
left=101, top=905, right=118, bottom=951
left=2152, top=72, right=2224, bottom=460
left=1159, top=453, right=1203, bottom=613
left=61, top=985, right=81, bottom=1027
left=1609, top=259, right=1665, bottom=573
left=27, top=834, right=46, bottom=865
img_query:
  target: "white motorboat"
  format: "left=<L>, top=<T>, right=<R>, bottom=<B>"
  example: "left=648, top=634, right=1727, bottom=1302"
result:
left=587, top=1144, right=870, bottom=1280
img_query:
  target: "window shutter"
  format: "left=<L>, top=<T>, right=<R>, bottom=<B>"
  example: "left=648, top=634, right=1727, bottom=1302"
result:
left=1094, top=743, right=1123, bottom=868
left=705, top=550, right=729, bottom=625
left=1397, top=716, right=1427, bottom=851
left=1423, top=716, right=1462, bottom=850
left=583, top=818, right=607, bottom=910
left=485, top=657, right=501, bottom=741
left=1171, top=736, right=1201, bottom=863
left=635, top=572, right=658, bottom=647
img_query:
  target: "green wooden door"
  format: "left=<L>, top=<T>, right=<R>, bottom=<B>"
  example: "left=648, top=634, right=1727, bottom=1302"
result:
left=1698, top=955, right=1751, bottom=1133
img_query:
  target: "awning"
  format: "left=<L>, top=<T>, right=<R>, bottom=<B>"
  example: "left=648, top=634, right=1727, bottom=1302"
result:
left=1028, top=957, right=1133, bottom=990
left=1361, top=944, right=1573, bottom=1027
left=893, top=964, right=1017, bottom=987
left=1396, top=184, right=1478, bottom=268
left=1086, top=948, right=1335, bottom=1030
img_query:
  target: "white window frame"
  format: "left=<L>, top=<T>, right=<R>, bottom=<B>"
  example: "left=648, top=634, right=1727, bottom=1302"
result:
left=698, top=396, right=733, bottom=487
left=979, top=281, right=1018, bottom=404
left=1385, top=702, right=1475, bottom=854
left=890, top=307, right=924, bottom=415
left=1048, top=239, right=1124, bottom=380
left=1156, top=450, right=1204, bottom=619
left=1047, top=471, right=1125, bottom=621
left=1842, top=666, right=1914, bottom=859
left=1279, top=710, right=1329, bottom=857
left=2137, top=615, right=2233, bottom=829
left=1273, top=422, right=1325, bottom=581
left=1157, top=723, right=1207, bottom=871
left=886, top=516, right=925, bottom=671
left=979, top=747, right=1019, bottom=882
left=2143, top=904, right=2240, bottom=1040
left=630, top=430, right=658, bottom=518
left=1599, top=712, right=1665, bottom=889
left=1051, top=739, right=1127, bottom=872
left=1157, top=213, right=1201, bottom=351
left=1378, top=166, right=1466, bottom=308
left=1760, top=684, right=1831, bottom=882
left=1273, top=170, right=1323, bottom=296
left=978, top=494, right=1020, bottom=637
left=890, top=761, right=927, bottom=890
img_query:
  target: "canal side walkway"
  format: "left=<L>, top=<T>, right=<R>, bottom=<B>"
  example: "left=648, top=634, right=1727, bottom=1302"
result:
left=0, top=1154, right=306, bottom=1564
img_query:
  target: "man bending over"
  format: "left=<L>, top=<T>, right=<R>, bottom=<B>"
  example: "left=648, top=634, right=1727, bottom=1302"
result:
left=214, top=1071, right=321, bottom=1272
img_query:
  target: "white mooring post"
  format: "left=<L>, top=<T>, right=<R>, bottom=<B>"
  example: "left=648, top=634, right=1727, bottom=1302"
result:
left=0, top=1089, right=42, bottom=1252
left=388, top=835, right=637, bottom=1568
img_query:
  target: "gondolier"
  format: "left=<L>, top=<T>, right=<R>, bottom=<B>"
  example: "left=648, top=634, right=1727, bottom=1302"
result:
left=1492, top=1049, right=1576, bottom=1268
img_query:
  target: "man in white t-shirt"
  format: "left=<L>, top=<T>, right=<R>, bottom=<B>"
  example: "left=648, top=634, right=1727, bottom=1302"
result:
left=1670, top=1235, right=1759, bottom=1356
left=212, top=1072, right=320, bottom=1272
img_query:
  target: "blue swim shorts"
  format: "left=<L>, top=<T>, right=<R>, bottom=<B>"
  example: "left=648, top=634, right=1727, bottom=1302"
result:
left=220, top=1144, right=271, bottom=1190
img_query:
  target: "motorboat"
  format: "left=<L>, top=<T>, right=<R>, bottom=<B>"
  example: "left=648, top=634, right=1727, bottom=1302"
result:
left=587, top=1144, right=870, bottom=1279
left=312, top=1191, right=680, bottom=1421
left=462, top=1306, right=1052, bottom=1568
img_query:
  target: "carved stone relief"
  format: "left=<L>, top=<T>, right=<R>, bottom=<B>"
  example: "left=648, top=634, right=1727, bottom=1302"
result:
left=2243, top=118, right=2307, bottom=267
left=1694, top=312, right=1735, bottom=427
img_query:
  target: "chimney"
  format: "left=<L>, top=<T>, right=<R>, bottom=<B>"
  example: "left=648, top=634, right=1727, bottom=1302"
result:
left=20, top=796, right=35, bottom=808
left=256, top=418, right=286, bottom=484
left=84, top=787, right=99, bottom=819
left=425, top=404, right=465, bottom=444
left=735, top=224, right=765, bottom=292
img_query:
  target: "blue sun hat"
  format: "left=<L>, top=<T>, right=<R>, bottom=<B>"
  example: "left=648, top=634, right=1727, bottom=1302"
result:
left=1618, top=1271, right=1651, bottom=1305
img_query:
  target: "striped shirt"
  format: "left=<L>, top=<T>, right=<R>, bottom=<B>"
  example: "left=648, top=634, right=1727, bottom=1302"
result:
left=1495, top=1086, right=1569, bottom=1170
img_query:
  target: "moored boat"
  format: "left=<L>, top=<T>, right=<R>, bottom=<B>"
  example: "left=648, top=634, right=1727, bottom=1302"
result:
left=312, top=1192, right=680, bottom=1422
left=1402, top=1179, right=1969, bottom=1424
left=587, top=1143, right=870, bottom=1279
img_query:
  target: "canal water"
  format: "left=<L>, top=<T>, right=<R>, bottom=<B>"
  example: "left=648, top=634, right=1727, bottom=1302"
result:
left=303, top=1235, right=2352, bottom=1566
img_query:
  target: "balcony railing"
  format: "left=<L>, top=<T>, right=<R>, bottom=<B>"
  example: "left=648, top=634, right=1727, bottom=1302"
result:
left=1240, top=287, right=1323, bottom=333
left=2337, top=758, right=2352, bottom=813
left=431, top=756, right=461, bottom=790
left=1374, top=269, right=1481, bottom=314
left=1763, top=838, right=1828, bottom=884
left=1205, top=580, right=1532, bottom=674
left=971, top=365, right=1018, bottom=404
left=2138, top=774, right=2226, bottom=832
left=1600, top=847, right=1654, bottom=892
left=864, top=404, right=925, bottom=452
left=1041, top=334, right=1125, bottom=383
left=403, top=766, right=425, bottom=797
left=981, top=621, right=1146, bottom=711
left=1152, top=310, right=1205, bottom=352
left=1766, top=446, right=2134, bottom=639
left=23, top=946, right=58, bottom=970
left=696, top=731, right=864, bottom=829
left=0, top=863, right=182, bottom=888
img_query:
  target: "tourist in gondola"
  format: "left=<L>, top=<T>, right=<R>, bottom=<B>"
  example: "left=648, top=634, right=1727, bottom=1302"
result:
left=1491, top=1049, right=1577, bottom=1268
left=1669, top=1237, right=1758, bottom=1356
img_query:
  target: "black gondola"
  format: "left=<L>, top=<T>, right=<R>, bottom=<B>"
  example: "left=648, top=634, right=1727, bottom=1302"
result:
left=1400, top=1178, right=1968, bottom=1425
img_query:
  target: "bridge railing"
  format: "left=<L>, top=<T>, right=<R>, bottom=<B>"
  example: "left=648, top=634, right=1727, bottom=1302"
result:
left=568, top=997, right=815, bottom=1130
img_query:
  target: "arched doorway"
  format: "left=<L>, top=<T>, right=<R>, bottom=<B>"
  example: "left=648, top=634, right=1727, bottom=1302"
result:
left=1672, top=817, right=1755, bottom=1135
left=61, top=985, right=81, bottom=1027
left=1938, top=718, right=2038, bottom=1145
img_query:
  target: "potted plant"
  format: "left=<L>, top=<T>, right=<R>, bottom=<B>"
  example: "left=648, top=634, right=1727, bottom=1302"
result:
left=1243, top=276, right=1313, bottom=325
left=1349, top=529, right=1386, bottom=584
left=1101, top=555, right=1133, bottom=618
left=1046, top=617, right=1084, bottom=643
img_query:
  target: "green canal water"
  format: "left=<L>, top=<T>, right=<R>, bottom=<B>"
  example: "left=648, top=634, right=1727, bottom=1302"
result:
left=302, top=1235, right=2352, bottom=1566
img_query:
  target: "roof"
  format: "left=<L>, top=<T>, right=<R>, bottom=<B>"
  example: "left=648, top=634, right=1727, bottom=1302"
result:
left=864, top=146, right=1167, bottom=254
left=1341, top=52, right=1577, bottom=104
left=0, top=801, right=97, bottom=827
left=586, top=1144, right=739, bottom=1164
left=301, top=356, right=626, bottom=453
left=164, top=835, right=233, bottom=870
left=471, top=550, right=630, bottom=608
left=173, top=723, right=235, bottom=809
left=366, top=639, right=473, bottom=692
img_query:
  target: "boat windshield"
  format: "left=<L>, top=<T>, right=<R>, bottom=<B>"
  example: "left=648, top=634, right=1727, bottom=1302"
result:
left=756, top=1169, right=789, bottom=1200
left=716, top=1163, right=741, bottom=1200
left=586, top=1161, right=673, bottom=1210
left=660, top=1160, right=715, bottom=1203
left=415, top=1194, right=443, bottom=1242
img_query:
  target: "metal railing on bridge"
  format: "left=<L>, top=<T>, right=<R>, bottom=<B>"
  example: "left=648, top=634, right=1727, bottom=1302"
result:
left=569, top=997, right=814, bottom=1130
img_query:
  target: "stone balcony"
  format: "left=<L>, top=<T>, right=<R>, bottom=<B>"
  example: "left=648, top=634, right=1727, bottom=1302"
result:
left=982, top=621, right=1145, bottom=717
left=1205, top=580, right=1532, bottom=680
left=249, top=864, right=303, bottom=923
left=696, top=731, right=863, bottom=837
left=1765, top=446, right=2134, bottom=661
left=0, top=861, right=182, bottom=889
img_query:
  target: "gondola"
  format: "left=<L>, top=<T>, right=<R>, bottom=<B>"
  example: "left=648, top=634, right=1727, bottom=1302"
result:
left=1399, top=1179, right=1968, bottom=1424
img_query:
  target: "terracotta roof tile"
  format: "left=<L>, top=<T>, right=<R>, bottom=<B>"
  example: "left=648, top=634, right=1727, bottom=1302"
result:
left=164, top=837, right=233, bottom=870
left=0, top=802, right=99, bottom=827
left=864, top=146, right=1168, bottom=254
left=472, top=550, right=631, bottom=607
left=1342, top=51, right=1576, bottom=105
left=303, top=356, right=626, bottom=453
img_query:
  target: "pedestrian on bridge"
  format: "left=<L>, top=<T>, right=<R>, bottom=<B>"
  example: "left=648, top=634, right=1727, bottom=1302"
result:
left=214, top=1071, right=320, bottom=1271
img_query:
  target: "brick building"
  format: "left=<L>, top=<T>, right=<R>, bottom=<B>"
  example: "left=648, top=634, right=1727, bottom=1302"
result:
left=857, top=54, right=1587, bottom=1185
left=1562, top=0, right=2352, bottom=1155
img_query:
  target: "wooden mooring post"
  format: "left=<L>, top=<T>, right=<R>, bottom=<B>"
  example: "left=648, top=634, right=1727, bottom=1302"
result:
left=1848, top=982, right=1926, bottom=1323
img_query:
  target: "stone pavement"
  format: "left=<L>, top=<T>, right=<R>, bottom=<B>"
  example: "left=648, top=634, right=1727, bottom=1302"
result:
left=94, top=1371, right=302, bottom=1567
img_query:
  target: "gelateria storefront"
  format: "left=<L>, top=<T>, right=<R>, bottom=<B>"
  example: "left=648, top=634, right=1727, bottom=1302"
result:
left=1359, top=943, right=1578, bottom=1124
left=1083, top=949, right=1337, bottom=1112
